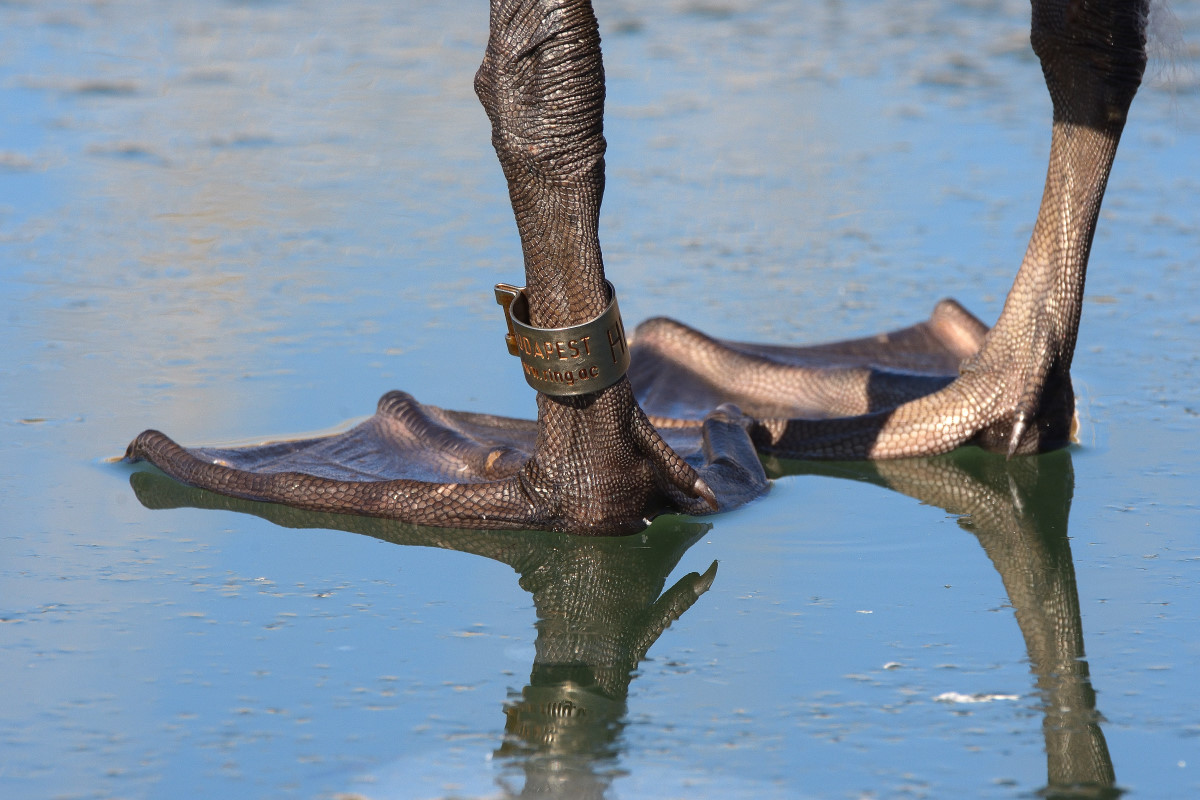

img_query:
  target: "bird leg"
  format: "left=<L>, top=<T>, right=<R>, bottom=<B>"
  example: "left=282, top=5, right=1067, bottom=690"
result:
left=632, top=0, right=1148, bottom=460
left=125, top=0, right=766, bottom=535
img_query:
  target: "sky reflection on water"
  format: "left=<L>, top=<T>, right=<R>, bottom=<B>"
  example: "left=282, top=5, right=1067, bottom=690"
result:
left=2, top=1, right=1199, bottom=798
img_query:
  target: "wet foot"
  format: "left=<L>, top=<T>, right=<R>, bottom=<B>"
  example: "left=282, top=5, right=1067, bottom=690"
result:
left=126, top=0, right=767, bottom=534
left=631, top=0, right=1147, bottom=461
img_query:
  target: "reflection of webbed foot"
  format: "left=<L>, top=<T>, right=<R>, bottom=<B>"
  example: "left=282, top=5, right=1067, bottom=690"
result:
left=875, top=450, right=1117, bottom=795
left=767, top=447, right=1116, bottom=795
left=131, top=462, right=724, bottom=797
left=125, top=386, right=766, bottom=535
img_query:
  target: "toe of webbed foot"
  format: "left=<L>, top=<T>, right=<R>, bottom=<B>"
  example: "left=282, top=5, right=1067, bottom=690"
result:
left=656, top=403, right=769, bottom=514
left=124, top=387, right=769, bottom=534
left=742, top=314, right=1081, bottom=461
left=965, top=363, right=1078, bottom=458
left=629, top=301, right=986, bottom=424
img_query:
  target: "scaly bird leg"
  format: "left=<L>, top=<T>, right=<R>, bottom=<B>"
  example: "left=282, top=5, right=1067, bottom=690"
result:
left=632, top=0, right=1148, bottom=460
left=125, top=0, right=766, bottom=535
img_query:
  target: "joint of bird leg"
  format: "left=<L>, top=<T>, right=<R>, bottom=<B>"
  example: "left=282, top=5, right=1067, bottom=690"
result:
left=495, top=280, right=629, bottom=396
left=1031, top=9, right=1148, bottom=127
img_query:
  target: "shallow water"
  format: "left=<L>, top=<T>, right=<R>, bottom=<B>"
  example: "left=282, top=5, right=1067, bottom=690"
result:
left=2, top=1, right=1199, bottom=798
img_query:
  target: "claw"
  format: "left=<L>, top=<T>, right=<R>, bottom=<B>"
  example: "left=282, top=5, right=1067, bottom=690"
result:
left=630, top=403, right=718, bottom=509
left=694, top=559, right=718, bottom=595
left=1007, top=410, right=1030, bottom=459
left=692, top=476, right=719, bottom=511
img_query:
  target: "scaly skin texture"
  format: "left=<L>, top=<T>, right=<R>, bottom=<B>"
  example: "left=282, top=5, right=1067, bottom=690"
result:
left=634, top=0, right=1149, bottom=461
left=126, top=0, right=764, bottom=535
left=127, top=0, right=1148, bottom=533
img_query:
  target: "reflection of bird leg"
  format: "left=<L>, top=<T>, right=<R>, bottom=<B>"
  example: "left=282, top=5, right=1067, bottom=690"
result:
left=634, top=0, right=1149, bottom=460
left=131, top=468, right=562, bottom=565
left=124, top=0, right=766, bottom=535
left=499, top=546, right=716, bottom=799
left=130, top=470, right=717, bottom=796
left=868, top=450, right=1115, bottom=795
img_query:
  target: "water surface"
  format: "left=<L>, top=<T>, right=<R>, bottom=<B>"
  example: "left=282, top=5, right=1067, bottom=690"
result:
left=2, top=1, right=1199, bottom=798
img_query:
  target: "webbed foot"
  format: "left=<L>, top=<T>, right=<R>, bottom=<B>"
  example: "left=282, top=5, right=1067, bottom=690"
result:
left=126, top=0, right=768, bottom=534
left=633, top=0, right=1147, bottom=461
left=631, top=297, right=984, bottom=423
left=126, top=385, right=765, bottom=535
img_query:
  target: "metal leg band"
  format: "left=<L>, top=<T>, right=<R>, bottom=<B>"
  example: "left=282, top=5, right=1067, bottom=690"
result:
left=495, top=281, right=630, bottom=397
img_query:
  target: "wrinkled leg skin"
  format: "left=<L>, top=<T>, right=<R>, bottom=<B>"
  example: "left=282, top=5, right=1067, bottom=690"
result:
left=125, top=0, right=767, bottom=535
left=633, top=0, right=1148, bottom=459
left=127, top=0, right=1148, bottom=532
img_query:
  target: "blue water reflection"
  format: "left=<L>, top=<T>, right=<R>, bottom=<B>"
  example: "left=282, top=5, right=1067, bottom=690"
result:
left=2, top=1, right=1198, bottom=798
left=128, top=445, right=1114, bottom=798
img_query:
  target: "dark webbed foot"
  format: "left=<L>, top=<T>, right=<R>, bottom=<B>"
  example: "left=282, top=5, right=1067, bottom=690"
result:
left=127, top=0, right=1148, bottom=527
left=634, top=0, right=1147, bottom=461
left=126, top=0, right=768, bottom=534
left=629, top=292, right=1060, bottom=460
left=631, top=298, right=986, bottom=421
left=126, top=384, right=766, bottom=535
